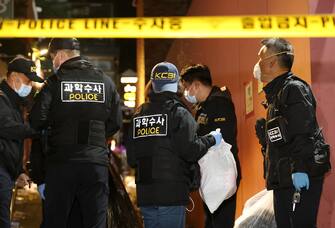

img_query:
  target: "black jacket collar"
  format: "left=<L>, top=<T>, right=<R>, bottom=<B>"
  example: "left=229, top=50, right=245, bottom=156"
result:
left=198, top=86, right=232, bottom=110
left=59, top=56, right=82, bottom=69
left=0, top=80, right=23, bottom=111
left=56, top=56, right=94, bottom=80
left=58, top=56, right=92, bottom=73
left=203, top=86, right=231, bottom=102
left=148, top=91, right=181, bottom=103
left=263, top=71, right=292, bottom=104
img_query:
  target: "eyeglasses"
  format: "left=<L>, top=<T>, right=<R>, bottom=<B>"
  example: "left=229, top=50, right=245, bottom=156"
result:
left=260, top=51, right=294, bottom=62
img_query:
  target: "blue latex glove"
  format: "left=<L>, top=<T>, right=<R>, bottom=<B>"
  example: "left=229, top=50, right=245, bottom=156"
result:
left=38, top=184, right=46, bottom=200
left=209, top=131, right=222, bottom=146
left=292, top=172, right=310, bottom=191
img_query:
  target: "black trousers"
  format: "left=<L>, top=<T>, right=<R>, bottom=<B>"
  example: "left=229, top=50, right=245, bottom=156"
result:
left=41, top=198, right=83, bottom=228
left=44, top=163, right=109, bottom=228
left=204, top=193, right=237, bottom=228
left=273, top=177, right=324, bottom=228
left=0, top=166, right=14, bottom=228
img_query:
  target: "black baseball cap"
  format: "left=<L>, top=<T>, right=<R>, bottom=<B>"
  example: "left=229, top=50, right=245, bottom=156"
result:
left=8, top=58, right=44, bottom=83
left=48, top=38, right=80, bottom=54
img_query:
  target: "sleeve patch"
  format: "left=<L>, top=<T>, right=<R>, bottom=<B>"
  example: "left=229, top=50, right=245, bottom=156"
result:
left=197, top=113, right=208, bottom=125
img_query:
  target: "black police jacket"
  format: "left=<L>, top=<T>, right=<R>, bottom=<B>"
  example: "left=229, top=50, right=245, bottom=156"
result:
left=29, top=56, right=122, bottom=169
left=0, top=81, right=34, bottom=179
left=127, top=92, right=215, bottom=206
left=195, top=86, right=241, bottom=185
left=263, top=71, right=330, bottom=190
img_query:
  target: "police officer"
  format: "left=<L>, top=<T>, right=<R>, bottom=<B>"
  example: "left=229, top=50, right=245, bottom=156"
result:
left=254, top=38, right=330, bottom=227
left=29, top=38, right=122, bottom=228
left=127, top=62, right=222, bottom=228
left=180, top=64, right=241, bottom=228
left=0, top=57, right=44, bottom=228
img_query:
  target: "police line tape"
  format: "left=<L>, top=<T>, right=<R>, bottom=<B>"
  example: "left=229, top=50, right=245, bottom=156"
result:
left=2, top=15, right=335, bottom=38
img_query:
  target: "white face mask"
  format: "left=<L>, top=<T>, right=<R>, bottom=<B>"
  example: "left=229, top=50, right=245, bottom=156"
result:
left=16, top=84, right=32, bottom=97
left=253, top=63, right=262, bottom=81
left=13, top=76, right=32, bottom=97
left=184, top=90, right=197, bottom=104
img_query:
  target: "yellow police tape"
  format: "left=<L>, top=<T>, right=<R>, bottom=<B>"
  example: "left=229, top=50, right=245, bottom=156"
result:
left=2, top=15, right=335, bottom=38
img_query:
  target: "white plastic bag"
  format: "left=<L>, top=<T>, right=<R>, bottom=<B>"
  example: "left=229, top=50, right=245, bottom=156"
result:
left=234, top=189, right=276, bottom=228
left=198, top=139, right=237, bottom=213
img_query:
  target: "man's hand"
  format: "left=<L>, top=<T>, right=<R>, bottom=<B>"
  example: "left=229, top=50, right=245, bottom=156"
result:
left=209, top=130, right=222, bottom=146
left=16, top=173, right=30, bottom=188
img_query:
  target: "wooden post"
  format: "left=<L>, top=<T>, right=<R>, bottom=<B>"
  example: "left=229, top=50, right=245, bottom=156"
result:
left=136, top=0, right=145, bottom=107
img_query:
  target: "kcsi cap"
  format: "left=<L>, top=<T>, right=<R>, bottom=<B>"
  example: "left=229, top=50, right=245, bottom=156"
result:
left=150, top=62, right=179, bottom=93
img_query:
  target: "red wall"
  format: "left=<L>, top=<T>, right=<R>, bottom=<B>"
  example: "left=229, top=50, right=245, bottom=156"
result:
left=309, top=1, right=335, bottom=227
left=165, top=0, right=313, bottom=227
left=165, top=1, right=335, bottom=227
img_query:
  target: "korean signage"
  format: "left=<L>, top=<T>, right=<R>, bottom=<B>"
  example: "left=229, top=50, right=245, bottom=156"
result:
left=1, top=15, right=335, bottom=38
left=61, top=81, right=105, bottom=103
left=133, top=114, right=168, bottom=139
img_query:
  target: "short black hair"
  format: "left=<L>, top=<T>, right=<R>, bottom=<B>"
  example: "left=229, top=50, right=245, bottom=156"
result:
left=48, top=38, right=80, bottom=55
left=261, top=38, right=294, bottom=70
left=180, top=64, right=212, bottom=86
